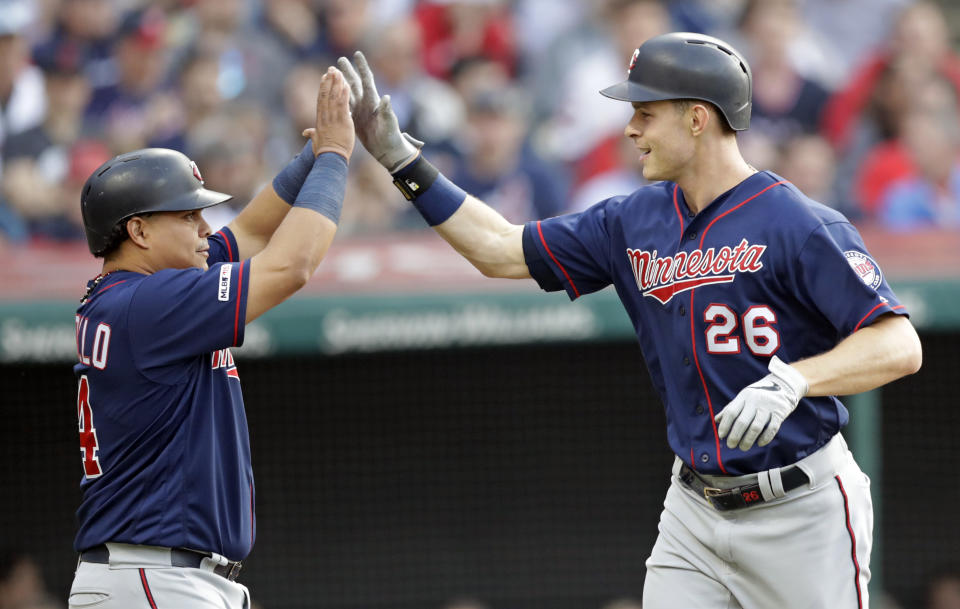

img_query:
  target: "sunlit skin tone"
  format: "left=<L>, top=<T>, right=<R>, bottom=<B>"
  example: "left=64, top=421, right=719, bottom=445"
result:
left=103, top=209, right=213, bottom=275
left=625, top=101, right=697, bottom=182
left=623, top=99, right=756, bottom=215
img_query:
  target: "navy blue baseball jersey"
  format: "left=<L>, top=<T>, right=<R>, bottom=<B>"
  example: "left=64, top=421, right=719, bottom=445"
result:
left=73, top=227, right=254, bottom=560
left=523, top=171, right=907, bottom=475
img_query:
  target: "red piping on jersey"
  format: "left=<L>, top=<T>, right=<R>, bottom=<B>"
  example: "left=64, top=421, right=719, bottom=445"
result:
left=97, top=280, right=126, bottom=294
left=536, top=220, right=581, bottom=298
left=689, top=289, right=726, bottom=472
left=835, top=476, right=864, bottom=609
left=854, top=303, right=904, bottom=332
left=646, top=276, right=734, bottom=304
left=697, top=182, right=787, bottom=251
left=689, top=447, right=695, bottom=471
left=139, top=568, right=159, bottom=609
left=233, top=260, right=245, bottom=346
left=89, top=280, right=127, bottom=302
left=671, top=184, right=684, bottom=241
left=690, top=180, right=788, bottom=473
left=217, top=229, right=234, bottom=261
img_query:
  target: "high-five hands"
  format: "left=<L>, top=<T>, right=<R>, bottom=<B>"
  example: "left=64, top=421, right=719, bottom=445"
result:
left=302, top=67, right=355, bottom=161
left=337, top=51, right=422, bottom=172
left=715, top=356, right=809, bottom=451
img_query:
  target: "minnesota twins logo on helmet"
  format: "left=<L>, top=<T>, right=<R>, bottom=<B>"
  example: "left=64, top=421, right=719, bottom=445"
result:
left=191, top=160, right=204, bottom=184
left=844, top=250, right=882, bottom=290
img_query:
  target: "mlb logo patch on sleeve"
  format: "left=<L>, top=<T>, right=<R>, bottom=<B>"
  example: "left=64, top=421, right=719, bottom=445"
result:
left=844, top=251, right=882, bottom=290
left=218, top=265, right=233, bottom=301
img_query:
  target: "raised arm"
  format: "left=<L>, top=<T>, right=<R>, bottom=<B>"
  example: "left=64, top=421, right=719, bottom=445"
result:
left=225, top=185, right=295, bottom=261
left=338, top=51, right=529, bottom=279
left=227, top=135, right=332, bottom=260
left=425, top=195, right=528, bottom=278
left=227, top=81, right=358, bottom=259
left=245, top=67, right=355, bottom=322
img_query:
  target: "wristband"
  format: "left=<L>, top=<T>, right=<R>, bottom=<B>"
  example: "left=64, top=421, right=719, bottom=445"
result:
left=272, top=141, right=314, bottom=205
left=293, top=152, right=348, bottom=224
left=392, top=156, right=467, bottom=226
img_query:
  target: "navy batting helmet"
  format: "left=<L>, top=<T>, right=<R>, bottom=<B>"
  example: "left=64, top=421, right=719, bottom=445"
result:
left=600, top=32, right=752, bottom=131
left=80, top=148, right=231, bottom=256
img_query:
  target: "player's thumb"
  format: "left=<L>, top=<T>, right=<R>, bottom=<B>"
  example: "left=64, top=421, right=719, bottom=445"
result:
left=380, top=95, right=398, bottom=120
left=402, top=132, right=425, bottom=149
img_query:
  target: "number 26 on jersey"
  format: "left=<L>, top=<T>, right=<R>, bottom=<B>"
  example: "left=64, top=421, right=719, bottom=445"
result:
left=704, top=304, right=779, bottom=355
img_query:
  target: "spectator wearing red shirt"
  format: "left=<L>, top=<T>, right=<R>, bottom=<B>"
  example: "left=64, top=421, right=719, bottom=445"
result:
left=876, top=107, right=960, bottom=230
left=821, top=2, right=960, bottom=217
left=855, top=71, right=958, bottom=216
left=821, top=1, right=960, bottom=151
left=415, top=0, right=517, bottom=81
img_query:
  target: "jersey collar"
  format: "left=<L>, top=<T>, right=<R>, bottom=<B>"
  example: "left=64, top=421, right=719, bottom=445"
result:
left=675, top=171, right=784, bottom=222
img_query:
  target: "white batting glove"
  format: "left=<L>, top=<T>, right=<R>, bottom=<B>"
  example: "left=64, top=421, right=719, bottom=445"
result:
left=337, top=51, right=421, bottom=173
left=715, top=356, right=809, bottom=451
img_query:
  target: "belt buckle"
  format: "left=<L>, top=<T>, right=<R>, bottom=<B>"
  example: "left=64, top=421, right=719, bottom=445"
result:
left=703, top=486, right=725, bottom=500
left=703, top=486, right=738, bottom=511
left=226, top=561, right=242, bottom=581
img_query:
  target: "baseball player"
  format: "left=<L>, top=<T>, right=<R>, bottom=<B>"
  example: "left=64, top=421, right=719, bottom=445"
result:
left=338, top=33, right=922, bottom=609
left=68, top=68, right=353, bottom=609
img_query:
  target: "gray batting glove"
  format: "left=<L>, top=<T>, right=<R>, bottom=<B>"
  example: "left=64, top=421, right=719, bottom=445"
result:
left=715, top=356, right=809, bottom=451
left=337, top=51, right=421, bottom=173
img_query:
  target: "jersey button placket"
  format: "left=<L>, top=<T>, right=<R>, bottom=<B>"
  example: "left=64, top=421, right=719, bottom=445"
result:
left=695, top=405, right=704, bottom=415
left=700, top=453, right=710, bottom=463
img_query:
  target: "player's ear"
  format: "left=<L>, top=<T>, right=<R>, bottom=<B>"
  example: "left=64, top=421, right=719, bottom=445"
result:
left=125, top=216, right=151, bottom=249
left=688, top=103, right=711, bottom=137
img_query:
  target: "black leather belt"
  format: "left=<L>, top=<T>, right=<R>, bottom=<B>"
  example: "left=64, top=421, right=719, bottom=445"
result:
left=80, top=545, right=243, bottom=581
left=678, top=463, right=810, bottom=511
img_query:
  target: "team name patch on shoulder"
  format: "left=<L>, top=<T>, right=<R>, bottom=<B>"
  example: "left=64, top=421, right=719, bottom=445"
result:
left=844, top=251, right=882, bottom=290
left=218, top=264, right=233, bottom=301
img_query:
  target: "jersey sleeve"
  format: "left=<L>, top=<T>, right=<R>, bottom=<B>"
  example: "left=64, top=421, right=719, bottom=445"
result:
left=128, top=261, right=251, bottom=377
left=522, top=199, right=619, bottom=300
left=791, top=221, right=907, bottom=336
left=208, top=227, right=241, bottom=264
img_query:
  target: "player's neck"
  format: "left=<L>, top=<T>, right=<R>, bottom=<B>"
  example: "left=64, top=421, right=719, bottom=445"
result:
left=101, top=250, right=154, bottom=276
left=676, top=141, right=756, bottom=215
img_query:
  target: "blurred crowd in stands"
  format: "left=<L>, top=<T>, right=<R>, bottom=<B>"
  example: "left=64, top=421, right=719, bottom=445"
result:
left=2, top=0, right=960, bottom=248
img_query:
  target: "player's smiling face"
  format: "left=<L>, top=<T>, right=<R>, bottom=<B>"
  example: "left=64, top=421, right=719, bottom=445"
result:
left=624, top=100, right=696, bottom=182
left=140, top=209, right=213, bottom=271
